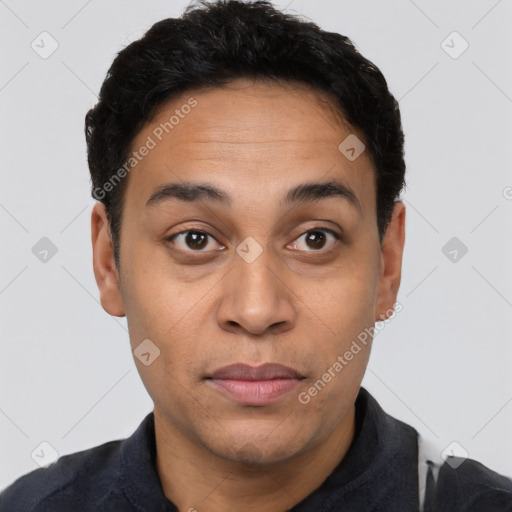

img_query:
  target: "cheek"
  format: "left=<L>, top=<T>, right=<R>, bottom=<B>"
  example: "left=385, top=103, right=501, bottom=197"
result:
left=120, top=240, right=195, bottom=337
left=315, top=255, right=380, bottom=326
left=305, top=251, right=380, bottom=375
left=121, top=263, right=213, bottom=382
left=122, top=277, right=205, bottom=415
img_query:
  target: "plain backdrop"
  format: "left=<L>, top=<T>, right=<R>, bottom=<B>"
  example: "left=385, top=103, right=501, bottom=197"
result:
left=1, top=0, right=511, bottom=491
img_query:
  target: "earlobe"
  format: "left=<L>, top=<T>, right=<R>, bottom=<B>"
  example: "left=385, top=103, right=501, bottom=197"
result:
left=91, top=202, right=125, bottom=317
left=375, top=200, right=406, bottom=322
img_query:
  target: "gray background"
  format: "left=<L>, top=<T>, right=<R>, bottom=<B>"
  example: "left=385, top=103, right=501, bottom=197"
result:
left=1, top=0, right=511, bottom=490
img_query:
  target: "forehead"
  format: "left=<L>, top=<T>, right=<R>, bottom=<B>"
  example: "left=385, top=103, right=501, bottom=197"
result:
left=124, top=78, right=375, bottom=212
left=147, top=78, right=351, bottom=149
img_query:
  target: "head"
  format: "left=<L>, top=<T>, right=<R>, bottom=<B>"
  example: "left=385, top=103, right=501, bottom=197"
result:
left=88, top=0, right=406, bottom=465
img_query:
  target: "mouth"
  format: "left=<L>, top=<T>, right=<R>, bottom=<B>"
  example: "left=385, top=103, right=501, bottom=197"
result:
left=205, top=363, right=306, bottom=406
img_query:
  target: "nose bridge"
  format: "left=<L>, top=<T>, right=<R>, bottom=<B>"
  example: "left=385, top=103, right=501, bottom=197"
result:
left=217, top=235, right=295, bottom=335
left=234, top=237, right=277, bottom=299
left=234, top=235, right=279, bottom=305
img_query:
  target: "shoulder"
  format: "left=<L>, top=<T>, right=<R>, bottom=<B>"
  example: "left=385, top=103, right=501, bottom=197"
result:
left=433, top=457, right=512, bottom=511
left=0, top=439, right=125, bottom=512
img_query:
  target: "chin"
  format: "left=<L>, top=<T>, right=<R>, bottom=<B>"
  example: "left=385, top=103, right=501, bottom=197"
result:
left=212, top=434, right=307, bottom=467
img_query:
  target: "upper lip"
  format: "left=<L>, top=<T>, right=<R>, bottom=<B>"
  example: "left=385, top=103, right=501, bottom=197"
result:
left=208, top=363, right=305, bottom=381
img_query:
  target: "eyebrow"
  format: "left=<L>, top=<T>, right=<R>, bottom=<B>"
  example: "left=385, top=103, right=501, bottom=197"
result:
left=145, top=179, right=361, bottom=211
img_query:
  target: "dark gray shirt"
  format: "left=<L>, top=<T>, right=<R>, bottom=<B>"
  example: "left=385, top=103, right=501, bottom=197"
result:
left=1, top=387, right=511, bottom=511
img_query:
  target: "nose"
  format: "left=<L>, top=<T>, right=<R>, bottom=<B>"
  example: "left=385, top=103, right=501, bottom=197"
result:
left=216, top=240, right=297, bottom=337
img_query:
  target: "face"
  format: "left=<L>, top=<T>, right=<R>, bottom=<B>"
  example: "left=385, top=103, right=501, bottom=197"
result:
left=92, top=78, right=405, bottom=465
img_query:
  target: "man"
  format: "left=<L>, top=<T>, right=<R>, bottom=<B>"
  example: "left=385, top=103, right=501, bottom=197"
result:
left=1, top=1, right=511, bottom=510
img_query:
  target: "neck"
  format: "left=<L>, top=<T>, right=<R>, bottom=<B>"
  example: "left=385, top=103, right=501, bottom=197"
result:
left=154, top=405, right=356, bottom=512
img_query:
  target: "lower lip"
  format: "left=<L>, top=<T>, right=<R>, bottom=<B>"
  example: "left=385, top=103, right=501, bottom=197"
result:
left=208, top=378, right=301, bottom=405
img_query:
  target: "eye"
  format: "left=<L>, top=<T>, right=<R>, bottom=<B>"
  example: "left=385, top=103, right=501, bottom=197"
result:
left=167, top=230, right=225, bottom=252
left=288, top=228, right=341, bottom=252
left=166, top=227, right=341, bottom=254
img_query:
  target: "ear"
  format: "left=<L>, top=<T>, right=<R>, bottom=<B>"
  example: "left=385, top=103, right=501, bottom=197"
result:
left=91, top=202, right=125, bottom=317
left=375, top=200, right=406, bottom=321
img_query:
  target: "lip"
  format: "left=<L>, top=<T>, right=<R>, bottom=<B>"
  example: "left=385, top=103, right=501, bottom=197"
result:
left=206, top=363, right=305, bottom=406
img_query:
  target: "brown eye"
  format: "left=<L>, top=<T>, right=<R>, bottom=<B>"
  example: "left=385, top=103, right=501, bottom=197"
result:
left=168, top=230, right=224, bottom=252
left=305, top=231, right=327, bottom=250
left=184, top=232, right=208, bottom=250
left=289, top=228, right=340, bottom=252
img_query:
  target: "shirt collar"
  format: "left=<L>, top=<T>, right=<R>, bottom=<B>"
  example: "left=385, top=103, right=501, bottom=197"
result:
left=291, top=387, right=419, bottom=510
left=120, top=411, right=177, bottom=511
left=119, top=387, right=419, bottom=511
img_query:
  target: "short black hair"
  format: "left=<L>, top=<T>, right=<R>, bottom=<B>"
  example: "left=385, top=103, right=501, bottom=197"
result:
left=85, top=0, right=405, bottom=269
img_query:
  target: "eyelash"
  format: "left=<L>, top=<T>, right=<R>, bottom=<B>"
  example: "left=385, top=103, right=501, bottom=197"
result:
left=165, top=226, right=341, bottom=254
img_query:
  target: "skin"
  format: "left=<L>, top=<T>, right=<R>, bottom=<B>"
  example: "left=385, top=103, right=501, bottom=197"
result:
left=91, top=78, right=406, bottom=512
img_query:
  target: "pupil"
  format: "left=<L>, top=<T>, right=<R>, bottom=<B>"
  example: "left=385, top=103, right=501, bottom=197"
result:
left=186, top=232, right=207, bottom=250
left=307, top=231, right=325, bottom=250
